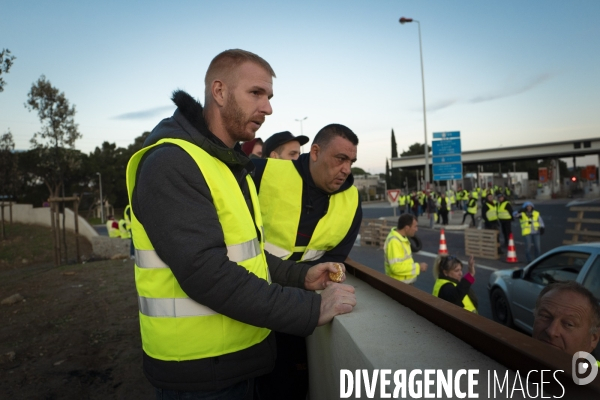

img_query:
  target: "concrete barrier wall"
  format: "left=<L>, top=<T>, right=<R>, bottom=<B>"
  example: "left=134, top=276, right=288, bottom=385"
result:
left=307, top=275, right=516, bottom=400
left=3, top=203, right=98, bottom=241
left=91, top=236, right=131, bottom=259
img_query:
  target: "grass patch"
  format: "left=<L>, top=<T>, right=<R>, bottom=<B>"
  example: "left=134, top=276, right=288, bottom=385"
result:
left=0, top=223, right=93, bottom=269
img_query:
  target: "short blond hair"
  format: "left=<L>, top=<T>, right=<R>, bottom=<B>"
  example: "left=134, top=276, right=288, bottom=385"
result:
left=204, top=49, right=276, bottom=103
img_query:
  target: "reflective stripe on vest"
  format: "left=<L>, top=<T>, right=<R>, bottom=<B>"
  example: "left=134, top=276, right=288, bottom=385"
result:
left=520, top=210, right=540, bottom=236
left=432, top=278, right=477, bottom=312
left=258, top=159, right=358, bottom=262
left=126, top=138, right=271, bottom=362
left=497, top=201, right=511, bottom=220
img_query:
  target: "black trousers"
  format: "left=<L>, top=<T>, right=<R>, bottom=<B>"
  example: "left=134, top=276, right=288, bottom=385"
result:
left=439, top=209, right=449, bottom=225
left=254, top=332, right=308, bottom=400
left=462, top=212, right=476, bottom=227
left=499, top=220, right=512, bottom=247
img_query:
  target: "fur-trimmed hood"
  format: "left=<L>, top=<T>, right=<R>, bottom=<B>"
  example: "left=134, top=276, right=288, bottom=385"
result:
left=143, top=90, right=251, bottom=167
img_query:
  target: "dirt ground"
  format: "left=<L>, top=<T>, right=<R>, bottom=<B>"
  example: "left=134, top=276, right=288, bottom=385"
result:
left=0, top=225, right=153, bottom=399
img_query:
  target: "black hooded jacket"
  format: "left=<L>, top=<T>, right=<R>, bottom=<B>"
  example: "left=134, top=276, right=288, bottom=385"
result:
left=251, top=154, right=362, bottom=265
left=131, top=91, right=321, bottom=391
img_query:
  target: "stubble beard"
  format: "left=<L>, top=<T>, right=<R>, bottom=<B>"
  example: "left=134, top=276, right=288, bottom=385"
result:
left=222, top=92, right=254, bottom=143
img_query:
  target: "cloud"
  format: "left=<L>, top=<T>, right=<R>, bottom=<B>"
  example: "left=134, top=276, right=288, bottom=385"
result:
left=112, top=105, right=175, bottom=120
left=427, top=99, right=458, bottom=112
left=468, top=72, right=555, bottom=104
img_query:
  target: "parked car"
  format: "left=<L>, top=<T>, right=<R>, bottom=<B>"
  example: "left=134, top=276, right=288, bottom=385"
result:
left=488, top=243, right=600, bottom=334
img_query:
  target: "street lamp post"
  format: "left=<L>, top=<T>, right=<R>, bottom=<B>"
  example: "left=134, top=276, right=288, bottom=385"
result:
left=399, top=17, right=430, bottom=187
left=295, top=116, right=308, bottom=136
left=96, top=172, right=104, bottom=224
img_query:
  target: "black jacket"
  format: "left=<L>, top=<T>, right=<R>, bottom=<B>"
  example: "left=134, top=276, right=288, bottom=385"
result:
left=251, top=154, right=362, bottom=265
left=437, top=276, right=479, bottom=310
left=131, top=91, right=321, bottom=391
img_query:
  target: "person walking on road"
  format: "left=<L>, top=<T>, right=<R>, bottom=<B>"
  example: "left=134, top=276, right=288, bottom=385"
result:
left=432, top=254, right=478, bottom=313
left=482, top=193, right=502, bottom=254
left=384, top=214, right=428, bottom=285
left=437, top=192, right=449, bottom=226
left=496, top=193, right=514, bottom=249
left=427, top=192, right=437, bottom=229
left=461, top=193, right=478, bottom=227
left=515, top=201, right=545, bottom=263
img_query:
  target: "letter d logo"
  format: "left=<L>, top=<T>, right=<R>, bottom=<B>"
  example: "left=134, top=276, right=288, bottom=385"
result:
left=572, top=351, right=598, bottom=385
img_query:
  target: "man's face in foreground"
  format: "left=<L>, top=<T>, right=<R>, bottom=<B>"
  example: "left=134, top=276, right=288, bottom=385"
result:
left=310, top=136, right=357, bottom=193
left=533, top=289, right=599, bottom=356
left=222, top=62, right=273, bottom=143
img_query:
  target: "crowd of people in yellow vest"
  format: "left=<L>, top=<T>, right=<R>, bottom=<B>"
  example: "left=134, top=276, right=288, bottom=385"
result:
left=396, top=184, right=544, bottom=261
left=386, top=184, right=548, bottom=314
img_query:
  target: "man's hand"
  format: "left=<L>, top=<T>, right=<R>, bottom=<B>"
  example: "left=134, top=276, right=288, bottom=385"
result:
left=305, top=262, right=346, bottom=291
left=317, top=283, right=356, bottom=326
left=419, top=262, right=428, bottom=272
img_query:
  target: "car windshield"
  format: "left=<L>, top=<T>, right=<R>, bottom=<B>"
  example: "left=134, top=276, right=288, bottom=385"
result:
left=582, top=255, right=600, bottom=301
left=527, top=251, right=589, bottom=285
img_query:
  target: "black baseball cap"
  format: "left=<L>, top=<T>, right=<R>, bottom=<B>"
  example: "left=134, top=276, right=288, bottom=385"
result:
left=262, top=131, right=309, bottom=158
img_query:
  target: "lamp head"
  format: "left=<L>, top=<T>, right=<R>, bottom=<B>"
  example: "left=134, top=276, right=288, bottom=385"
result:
left=399, top=17, right=413, bottom=24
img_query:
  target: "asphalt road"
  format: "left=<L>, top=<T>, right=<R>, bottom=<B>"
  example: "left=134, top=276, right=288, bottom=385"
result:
left=353, top=197, right=600, bottom=320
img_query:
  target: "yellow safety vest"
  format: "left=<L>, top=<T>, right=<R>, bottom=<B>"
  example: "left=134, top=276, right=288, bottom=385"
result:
left=258, top=159, right=358, bottom=261
left=124, top=205, right=132, bottom=232
left=467, top=198, right=478, bottom=214
left=384, top=229, right=419, bottom=283
left=497, top=201, right=512, bottom=220
left=447, top=190, right=456, bottom=204
left=432, top=278, right=477, bottom=312
left=520, top=210, right=540, bottom=236
left=485, top=201, right=498, bottom=221
left=118, top=219, right=131, bottom=239
left=106, top=220, right=121, bottom=238
left=126, top=138, right=271, bottom=361
left=398, top=195, right=406, bottom=207
left=471, top=190, right=479, bottom=200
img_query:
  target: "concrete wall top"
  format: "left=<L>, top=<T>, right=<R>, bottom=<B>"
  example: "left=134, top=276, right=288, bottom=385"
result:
left=6, top=203, right=98, bottom=241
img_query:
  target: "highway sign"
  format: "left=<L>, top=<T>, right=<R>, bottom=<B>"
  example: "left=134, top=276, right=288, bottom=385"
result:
left=432, top=139, right=461, bottom=156
left=432, top=155, right=462, bottom=164
left=433, top=162, right=463, bottom=181
left=433, top=131, right=461, bottom=139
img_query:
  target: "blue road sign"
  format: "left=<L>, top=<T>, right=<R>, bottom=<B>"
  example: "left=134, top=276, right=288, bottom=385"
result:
left=434, top=172, right=464, bottom=181
left=432, top=139, right=461, bottom=156
left=433, top=162, right=462, bottom=176
left=433, top=131, right=461, bottom=139
left=432, top=155, right=462, bottom=164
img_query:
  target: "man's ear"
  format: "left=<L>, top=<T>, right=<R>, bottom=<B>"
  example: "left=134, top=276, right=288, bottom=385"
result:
left=211, top=80, right=227, bottom=107
left=310, top=144, right=320, bottom=162
left=590, top=328, right=600, bottom=353
left=269, top=151, right=280, bottom=159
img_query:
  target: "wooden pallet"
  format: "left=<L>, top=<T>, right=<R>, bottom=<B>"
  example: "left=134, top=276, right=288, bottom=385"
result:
left=563, top=206, right=600, bottom=245
left=359, top=218, right=391, bottom=248
left=464, top=228, right=500, bottom=260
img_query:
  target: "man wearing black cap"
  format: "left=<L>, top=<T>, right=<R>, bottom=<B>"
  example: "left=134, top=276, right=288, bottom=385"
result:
left=251, top=123, right=362, bottom=400
left=262, top=130, right=309, bottom=160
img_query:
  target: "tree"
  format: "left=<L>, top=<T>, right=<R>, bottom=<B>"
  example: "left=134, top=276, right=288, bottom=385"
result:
left=401, top=142, right=431, bottom=157
left=0, top=130, right=18, bottom=197
left=391, top=129, right=398, bottom=158
left=24, top=75, right=82, bottom=198
left=0, top=48, right=16, bottom=92
left=390, top=129, right=403, bottom=188
left=351, top=167, right=367, bottom=176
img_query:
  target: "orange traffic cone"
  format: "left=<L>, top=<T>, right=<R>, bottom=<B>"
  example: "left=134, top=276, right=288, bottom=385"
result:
left=438, top=229, right=448, bottom=255
left=506, top=233, right=518, bottom=263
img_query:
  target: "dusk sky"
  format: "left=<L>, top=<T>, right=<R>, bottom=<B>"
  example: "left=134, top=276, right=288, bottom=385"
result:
left=1, top=1, right=599, bottom=173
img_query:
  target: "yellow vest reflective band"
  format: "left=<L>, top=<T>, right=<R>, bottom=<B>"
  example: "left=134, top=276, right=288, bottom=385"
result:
left=118, top=219, right=131, bottom=239
left=432, top=278, right=477, bottom=312
left=485, top=201, right=498, bottom=221
left=467, top=199, right=478, bottom=214
left=497, top=201, right=511, bottom=220
left=258, top=159, right=358, bottom=261
left=126, top=138, right=271, bottom=362
left=384, top=229, right=419, bottom=284
left=106, top=220, right=120, bottom=238
left=520, top=210, right=540, bottom=236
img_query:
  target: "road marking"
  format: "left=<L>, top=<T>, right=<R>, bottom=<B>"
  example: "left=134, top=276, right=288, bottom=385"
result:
left=418, top=251, right=499, bottom=271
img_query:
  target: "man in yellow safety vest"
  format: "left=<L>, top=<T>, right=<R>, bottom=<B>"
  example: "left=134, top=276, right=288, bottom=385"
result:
left=384, top=214, right=428, bottom=285
left=126, top=49, right=356, bottom=397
